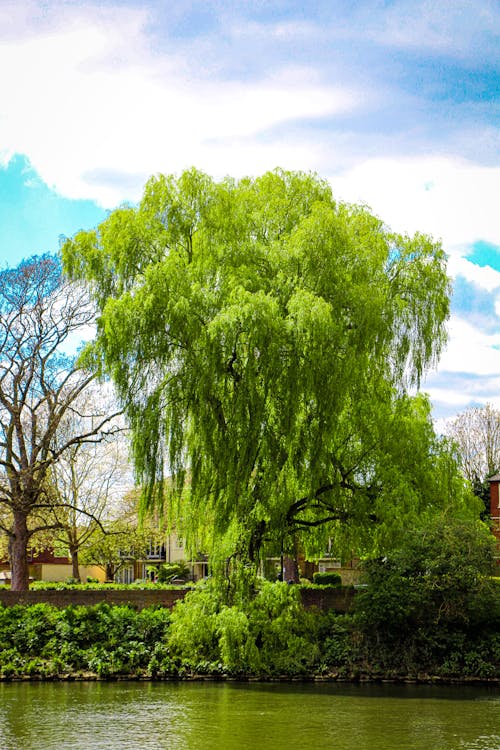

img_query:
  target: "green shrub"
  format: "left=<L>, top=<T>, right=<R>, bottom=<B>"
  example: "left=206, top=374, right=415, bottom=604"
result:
left=318, top=612, right=357, bottom=674
left=168, top=579, right=323, bottom=676
left=354, top=518, right=500, bottom=676
left=157, top=561, right=190, bottom=583
left=312, top=572, right=342, bottom=586
left=29, top=580, right=188, bottom=590
left=0, top=602, right=172, bottom=678
left=168, top=582, right=221, bottom=672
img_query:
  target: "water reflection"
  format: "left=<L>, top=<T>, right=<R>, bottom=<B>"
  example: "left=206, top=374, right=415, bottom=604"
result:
left=0, top=682, right=498, bottom=750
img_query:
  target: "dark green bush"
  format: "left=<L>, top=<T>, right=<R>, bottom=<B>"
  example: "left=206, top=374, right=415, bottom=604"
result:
left=312, top=572, right=342, bottom=586
left=0, top=527, right=498, bottom=681
left=29, top=580, right=187, bottom=590
left=353, top=519, right=500, bottom=676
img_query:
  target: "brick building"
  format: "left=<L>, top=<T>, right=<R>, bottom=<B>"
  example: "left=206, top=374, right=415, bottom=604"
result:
left=489, top=474, right=500, bottom=561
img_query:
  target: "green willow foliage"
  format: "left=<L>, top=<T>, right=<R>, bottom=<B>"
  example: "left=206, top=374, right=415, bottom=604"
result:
left=62, top=168, right=472, bottom=567
left=168, top=579, right=322, bottom=676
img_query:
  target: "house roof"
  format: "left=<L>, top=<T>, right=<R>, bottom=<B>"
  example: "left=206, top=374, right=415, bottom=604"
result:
left=488, top=473, right=500, bottom=482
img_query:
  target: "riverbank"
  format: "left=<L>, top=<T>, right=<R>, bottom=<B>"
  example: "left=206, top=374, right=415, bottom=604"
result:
left=0, top=583, right=498, bottom=683
left=1, top=671, right=499, bottom=685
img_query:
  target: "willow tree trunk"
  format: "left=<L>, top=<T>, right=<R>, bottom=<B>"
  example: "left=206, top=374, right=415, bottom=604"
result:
left=10, top=511, right=30, bottom=592
left=283, top=555, right=300, bottom=584
left=283, top=536, right=300, bottom=583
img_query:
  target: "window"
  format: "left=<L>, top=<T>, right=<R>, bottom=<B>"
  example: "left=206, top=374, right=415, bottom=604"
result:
left=146, top=541, right=166, bottom=559
left=115, top=565, right=135, bottom=584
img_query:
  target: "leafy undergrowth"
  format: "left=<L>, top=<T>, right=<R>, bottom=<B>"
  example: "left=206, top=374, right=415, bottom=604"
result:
left=0, top=569, right=498, bottom=681
left=0, top=603, right=173, bottom=679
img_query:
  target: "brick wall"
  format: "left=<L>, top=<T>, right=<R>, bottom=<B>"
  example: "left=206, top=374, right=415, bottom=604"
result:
left=0, top=585, right=355, bottom=612
left=300, top=586, right=355, bottom=612
left=0, top=588, right=187, bottom=609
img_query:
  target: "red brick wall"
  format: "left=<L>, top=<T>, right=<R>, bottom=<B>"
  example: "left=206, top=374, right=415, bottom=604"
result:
left=490, top=480, right=500, bottom=548
left=0, top=586, right=355, bottom=612
left=0, top=588, right=187, bottom=609
left=300, top=586, right=355, bottom=612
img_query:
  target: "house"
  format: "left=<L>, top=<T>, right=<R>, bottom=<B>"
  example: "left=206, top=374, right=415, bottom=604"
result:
left=0, top=548, right=105, bottom=584
left=267, top=546, right=362, bottom=586
left=114, top=531, right=208, bottom=584
left=488, top=474, right=500, bottom=560
left=0, top=530, right=209, bottom=585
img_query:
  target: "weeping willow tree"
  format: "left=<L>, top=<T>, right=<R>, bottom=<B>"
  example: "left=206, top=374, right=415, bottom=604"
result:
left=62, top=168, right=474, bottom=576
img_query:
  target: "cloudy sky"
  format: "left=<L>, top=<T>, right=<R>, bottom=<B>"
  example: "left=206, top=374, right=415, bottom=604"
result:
left=0, top=0, right=498, bottom=421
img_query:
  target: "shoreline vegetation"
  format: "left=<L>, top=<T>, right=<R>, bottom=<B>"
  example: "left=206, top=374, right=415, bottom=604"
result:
left=0, top=577, right=498, bottom=685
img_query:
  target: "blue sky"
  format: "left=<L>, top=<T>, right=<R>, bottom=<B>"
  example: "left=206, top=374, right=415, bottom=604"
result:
left=0, top=0, right=498, bottom=421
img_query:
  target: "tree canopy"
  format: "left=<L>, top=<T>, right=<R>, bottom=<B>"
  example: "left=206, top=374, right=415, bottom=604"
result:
left=62, top=168, right=472, bottom=569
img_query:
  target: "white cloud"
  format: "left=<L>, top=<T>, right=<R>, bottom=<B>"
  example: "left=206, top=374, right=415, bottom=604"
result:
left=330, top=157, right=500, bottom=250
left=425, top=367, right=500, bottom=422
left=229, top=19, right=320, bottom=41
left=228, top=1, right=499, bottom=62
left=0, top=1, right=498, bottom=425
left=332, top=159, right=500, bottom=420
left=429, top=384, right=500, bottom=427
left=419, top=310, right=500, bottom=416
left=0, top=11, right=359, bottom=207
left=0, top=3, right=496, bottom=256
left=358, top=0, right=499, bottom=61
left=438, top=315, right=500, bottom=376
left=448, top=256, right=500, bottom=292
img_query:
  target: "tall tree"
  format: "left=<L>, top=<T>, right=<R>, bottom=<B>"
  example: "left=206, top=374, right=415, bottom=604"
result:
left=0, top=255, right=119, bottom=590
left=63, top=168, right=469, bottom=573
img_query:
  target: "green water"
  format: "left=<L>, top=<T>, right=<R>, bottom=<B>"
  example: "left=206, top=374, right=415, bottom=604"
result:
left=0, top=681, right=498, bottom=750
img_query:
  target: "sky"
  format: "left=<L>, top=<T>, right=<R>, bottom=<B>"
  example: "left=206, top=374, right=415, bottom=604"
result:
left=0, top=0, right=498, bottom=422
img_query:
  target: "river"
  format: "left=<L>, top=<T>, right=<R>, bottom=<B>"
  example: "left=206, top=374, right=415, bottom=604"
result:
left=0, top=681, right=498, bottom=749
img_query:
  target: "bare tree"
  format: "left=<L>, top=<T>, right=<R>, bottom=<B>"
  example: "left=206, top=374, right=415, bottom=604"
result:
left=447, top=404, right=500, bottom=481
left=446, top=403, right=500, bottom=518
left=48, top=389, right=131, bottom=580
left=0, top=255, right=120, bottom=591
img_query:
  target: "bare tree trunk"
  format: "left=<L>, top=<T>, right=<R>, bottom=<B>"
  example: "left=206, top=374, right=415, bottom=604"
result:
left=70, top=546, right=81, bottom=582
left=10, top=511, right=30, bottom=592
